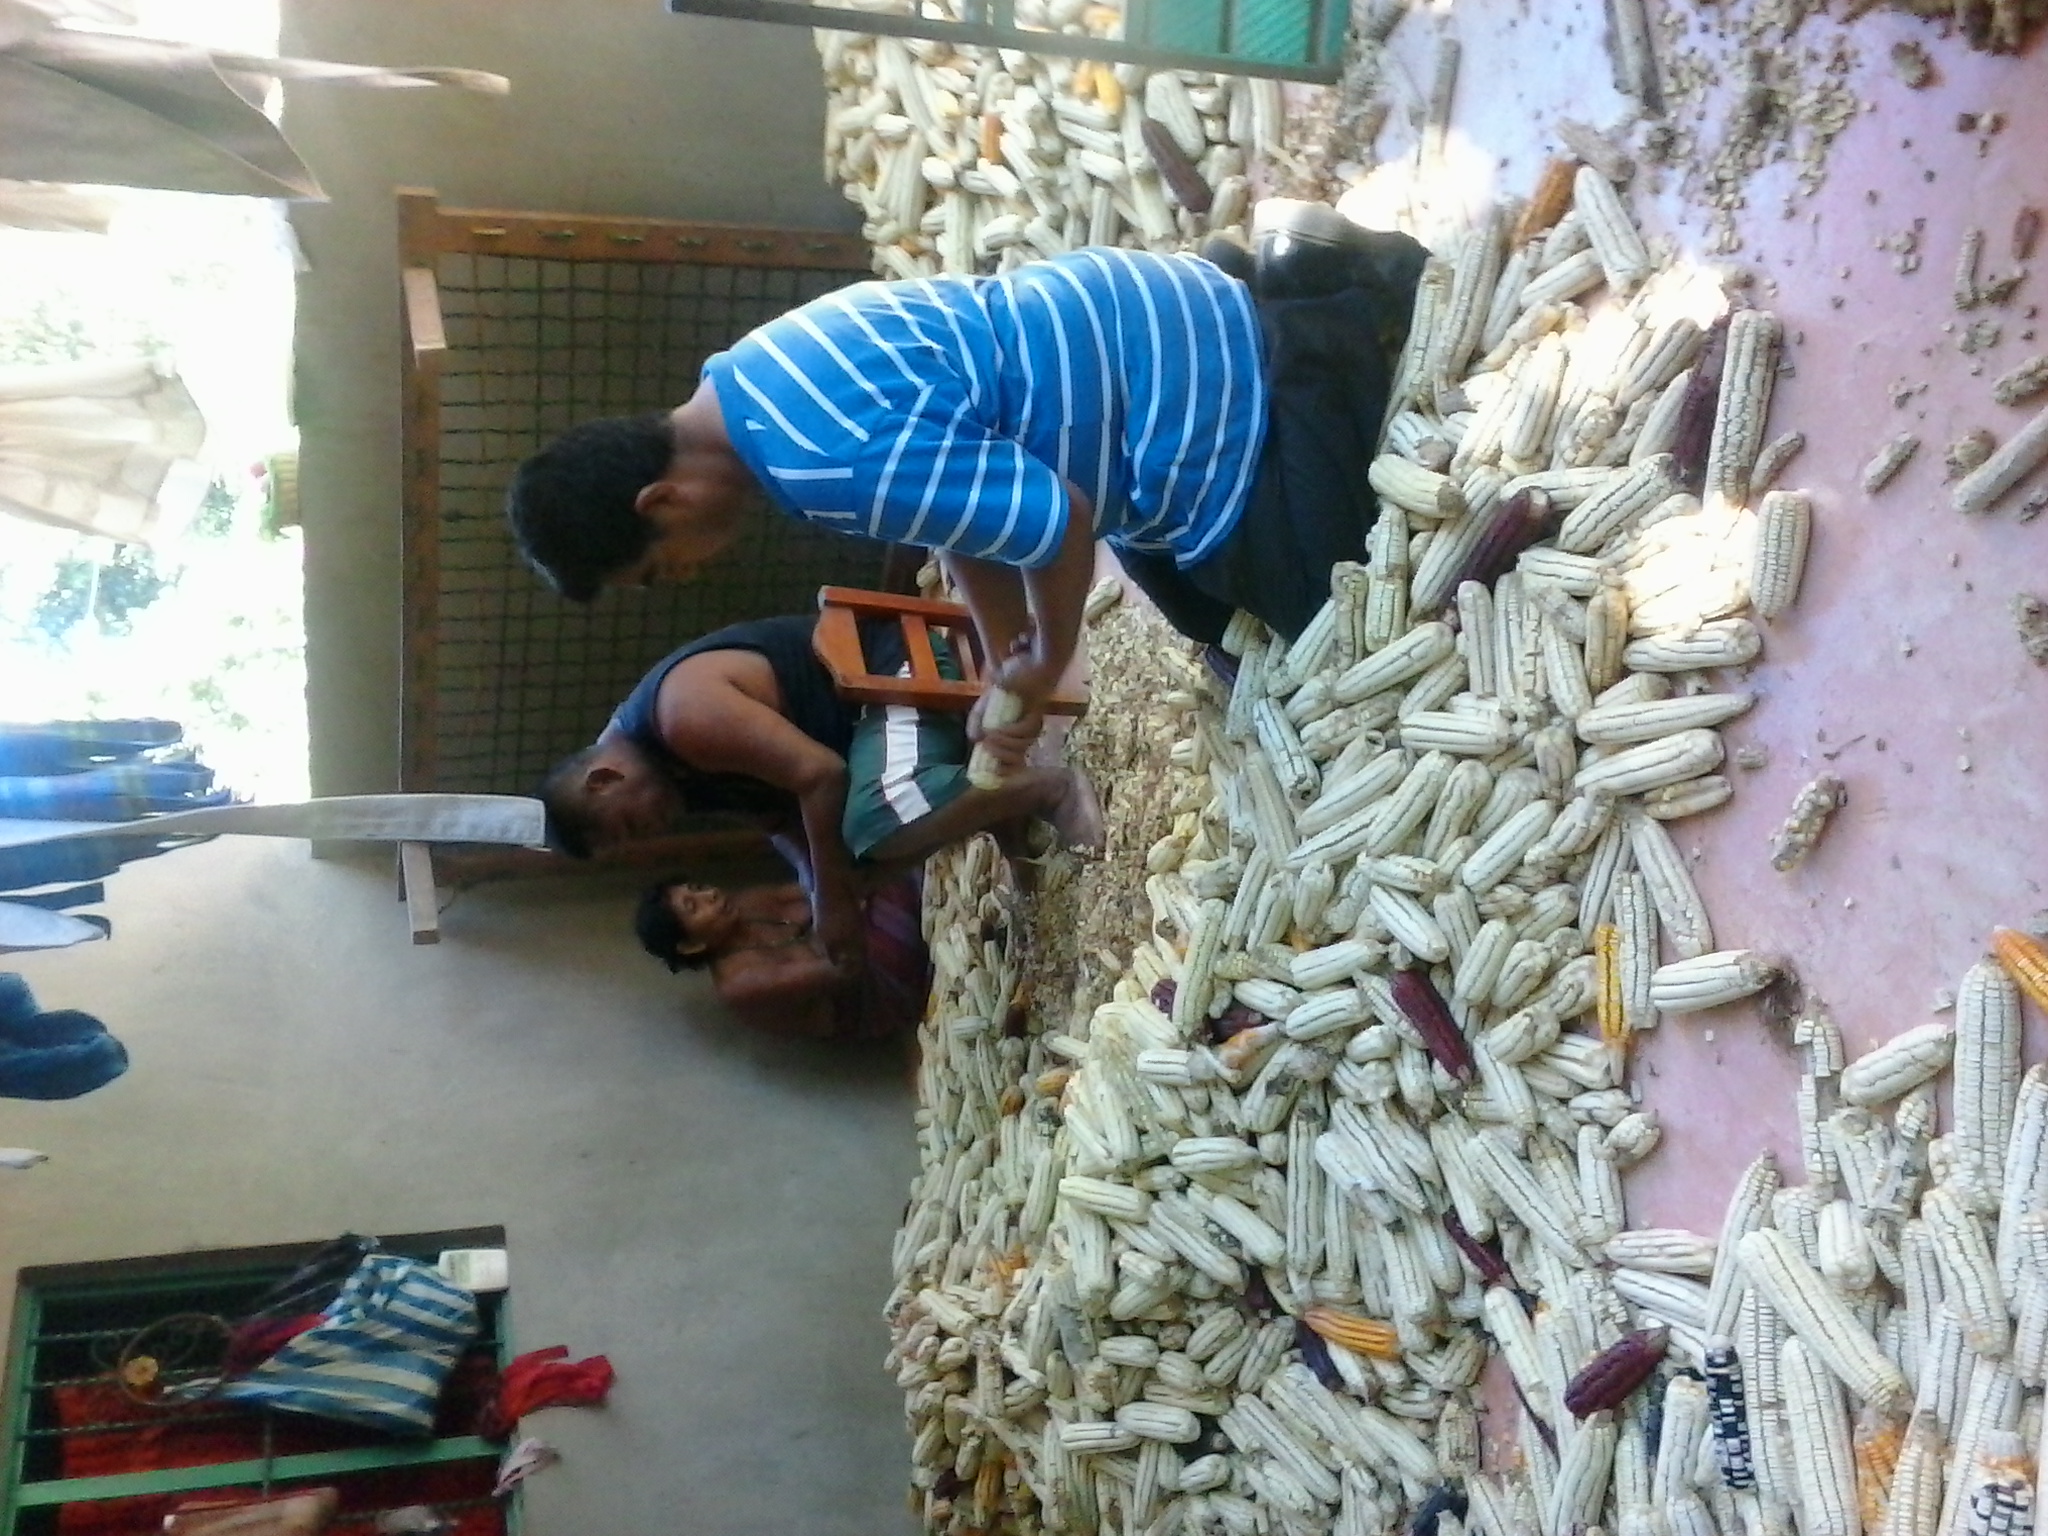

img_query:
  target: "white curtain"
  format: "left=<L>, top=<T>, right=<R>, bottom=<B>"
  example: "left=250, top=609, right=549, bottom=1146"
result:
left=0, top=357, right=207, bottom=544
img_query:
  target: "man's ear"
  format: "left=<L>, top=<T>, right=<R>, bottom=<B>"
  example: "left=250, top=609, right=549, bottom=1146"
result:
left=677, top=936, right=710, bottom=956
left=633, top=478, right=684, bottom=528
left=583, top=762, right=626, bottom=795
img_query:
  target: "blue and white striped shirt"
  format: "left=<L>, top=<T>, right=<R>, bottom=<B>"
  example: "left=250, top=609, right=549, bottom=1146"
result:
left=703, top=249, right=1268, bottom=570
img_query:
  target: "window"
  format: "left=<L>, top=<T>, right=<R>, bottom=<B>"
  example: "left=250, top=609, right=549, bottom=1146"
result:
left=0, top=1230, right=510, bottom=1535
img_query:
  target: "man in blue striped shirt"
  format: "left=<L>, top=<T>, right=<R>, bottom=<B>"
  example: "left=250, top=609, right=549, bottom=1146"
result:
left=510, top=227, right=1423, bottom=774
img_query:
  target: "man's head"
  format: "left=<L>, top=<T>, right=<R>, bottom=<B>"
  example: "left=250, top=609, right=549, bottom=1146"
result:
left=506, top=411, right=746, bottom=602
left=538, top=738, right=685, bottom=858
left=632, top=881, right=740, bottom=972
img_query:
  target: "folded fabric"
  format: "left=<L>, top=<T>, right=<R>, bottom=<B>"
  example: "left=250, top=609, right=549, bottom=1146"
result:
left=475, top=1346, right=614, bottom=1440
left=0, top=977, right=126, bottom=1099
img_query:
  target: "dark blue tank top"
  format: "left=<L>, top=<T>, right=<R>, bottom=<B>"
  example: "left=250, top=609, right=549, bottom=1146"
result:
left=609, top=615, right=885, bottom=819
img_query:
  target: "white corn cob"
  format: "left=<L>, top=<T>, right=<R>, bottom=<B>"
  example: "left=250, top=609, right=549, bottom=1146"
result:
left=1371, top=455, right=1468, bottom=520
left=1411, top=475, right=1513, bottom=615
left=1641, top=776, right=1733, bottom=821
left=1501, top=333, right=1569, bottom=467
left=1548, top=1411, right=1619, bottom=1536
left=1881, top=1411, right=1945, bottom=1536
left=1468, top=1127, right=1586, bottom=1262
left=1618, top=318, right=1705, bottom=408
left=1576, top=692, right=1755, bottom=745
left=1574, top=729, right=1725, bottom=798
left=1579, top=1122, right=1625, bottom=1243
left=1817, top=1200, right=1876, bottom=1292
left=1575, top=167, right=1653, bottom=295
left=1953, top=402, right=2048, bottom=516
left=1650, top=950, right=1782, bottom=1013
left=1736, top=1227, right=1909, bottom=1410
left=1252, top=698, right=1318, bottom=805
left=1461, top=799, right=1560, bottom=895
left=1369, top=886, right=1450, bottom=964
left=1333, top=621, right=1456, bottom=705
left=1558, top=454, right=1681, bottom=554
left=1997, top=1068, right=2048, bottom=1306
left=1781, top=1335, right=1858, bottom=1536
left=1921, top=1185, right=2010, bottom=1358
left=1423, top=757, right=1495, bottom=861
left=1606, top=1228, right=1718, bottom=1275
left=1060, top=1419, right=1142, bottom=1455
left=1703, top=310, right=1784, bottom=510
left=1172, top=1135, right=1261, bottom=1176
left=1614, top=1267, right=1710, bottom=1331
left=1389, top=258, right=1454, bottom=416
left=1952, top=958, right=2023, bottom=1215
left=1622, top=617, right=1763, bottom=673
left=967, top=688, right=1023, bottom=788
left=1839, top=1024, right=1956, bottom=1109
left=1059, top=1175, right=1152, bottom=1223
left=1363, top=750, right=1456, bottom=857
left=1627, top=808, right=1714, bottom=959
left=1541, top=612, right=1595, bottom=718
left=1519, top=247, right=1605, bottom=311
left=1401, top=706, right=1517, bottom=757
left=1749, top=491, right=1813, bottom=620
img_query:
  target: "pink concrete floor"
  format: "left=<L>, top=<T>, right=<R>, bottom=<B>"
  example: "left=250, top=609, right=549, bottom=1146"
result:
left=1351, top=4, right=2048, bottom=1234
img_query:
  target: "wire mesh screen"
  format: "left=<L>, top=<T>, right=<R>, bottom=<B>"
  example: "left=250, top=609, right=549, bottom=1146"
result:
left=423, top=252, right=885, bottom=795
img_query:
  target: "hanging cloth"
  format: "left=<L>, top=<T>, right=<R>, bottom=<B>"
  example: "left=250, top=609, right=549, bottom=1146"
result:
left=213, top=1255, right=480, bottom=1437
left=0, top=0, right=507, bottom=202
left=0, top=357, right=206, bottom=543
left=0, top=719, right=184, bottom=776
left=0, top=760, right=226, bottom=821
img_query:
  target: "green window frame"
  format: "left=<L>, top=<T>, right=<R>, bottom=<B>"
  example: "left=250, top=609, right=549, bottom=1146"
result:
left=0, top=1229, right=513, bottom=1534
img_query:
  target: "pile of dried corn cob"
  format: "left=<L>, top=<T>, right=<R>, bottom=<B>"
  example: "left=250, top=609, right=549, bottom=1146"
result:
left=1538, top=929, right=2048, bottom=1536
left=884, top=148, right=1843, bottom=1535
left=815, top=0, right=1279, bottom=279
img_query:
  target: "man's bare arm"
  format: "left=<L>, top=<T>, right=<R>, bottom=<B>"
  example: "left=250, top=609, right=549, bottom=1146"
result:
left=713, top=946, right=851, bottom=1039
left=655, top=658, right=864, bottom=962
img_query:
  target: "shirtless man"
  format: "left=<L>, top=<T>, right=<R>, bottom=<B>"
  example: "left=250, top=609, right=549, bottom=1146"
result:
left=539, top=612, right=1099, bottom=969
left=633, top=879, right=926, bottom=1041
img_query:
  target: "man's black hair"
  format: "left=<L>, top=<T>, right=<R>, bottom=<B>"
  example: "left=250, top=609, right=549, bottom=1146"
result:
left=633, top=882, right=712, bottom=974
left=535, top=746, right=607, bottom=860
left=505, top=412, right=676, bottom=603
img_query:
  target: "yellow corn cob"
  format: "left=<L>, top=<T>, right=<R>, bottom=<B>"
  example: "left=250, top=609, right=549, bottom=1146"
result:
left=1302, top=1306, right=1400, bottom=1360
left=1853, top=1403, right=1906, bottom=1535
left=1596, top=922, right=1626, bottom=1059
left=1992, top=927, right=2048, bottom=1014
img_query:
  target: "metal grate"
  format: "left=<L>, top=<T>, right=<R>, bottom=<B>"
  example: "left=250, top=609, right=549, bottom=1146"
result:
left=427, top=253, right=884, bottom=795
left=3, top=1237, right=508, bottom=1533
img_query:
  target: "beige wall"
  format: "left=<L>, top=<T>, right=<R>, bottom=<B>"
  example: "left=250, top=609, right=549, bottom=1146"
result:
left=283, top=0, right=856, bottom=796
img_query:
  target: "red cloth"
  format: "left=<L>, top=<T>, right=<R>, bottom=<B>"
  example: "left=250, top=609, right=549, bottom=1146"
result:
left=220, top=1313, right=320, bottom=1379
left=474, top=1347, right=614, bottom=1441
left=50, top=1360, right=507, bottom=1536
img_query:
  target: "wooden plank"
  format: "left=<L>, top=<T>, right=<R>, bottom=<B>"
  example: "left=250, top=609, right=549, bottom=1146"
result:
left=396, top=191, right=444, bottom=793
left=817, top=585, right=972, bottom=624
left=415, top=203, right=872, bottom=270
left=401, top=266, right=445, bottom=360
left=399, top=841, right=440, bottom=945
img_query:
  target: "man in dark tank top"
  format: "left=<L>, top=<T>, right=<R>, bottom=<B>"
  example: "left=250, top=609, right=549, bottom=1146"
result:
left=538, top=613, right=1101, bottom=976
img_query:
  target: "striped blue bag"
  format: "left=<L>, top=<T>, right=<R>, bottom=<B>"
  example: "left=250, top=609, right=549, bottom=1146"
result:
left=216, top=1253, right=480, bottom=1436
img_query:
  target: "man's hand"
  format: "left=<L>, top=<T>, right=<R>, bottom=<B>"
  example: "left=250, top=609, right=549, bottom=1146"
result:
left=966, top=635, right=1055, bottom=775
left=812, top=885, right=867, bottom=977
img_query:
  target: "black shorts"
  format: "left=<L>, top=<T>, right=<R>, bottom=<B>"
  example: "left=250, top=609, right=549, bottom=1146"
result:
left=1118, top=240, right=1427, bottom=644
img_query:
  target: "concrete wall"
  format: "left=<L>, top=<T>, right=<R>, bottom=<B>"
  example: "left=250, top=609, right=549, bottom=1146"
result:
left=0, top=838, right=916, bottom=1535
left=283, top=0, right=856, bottom=796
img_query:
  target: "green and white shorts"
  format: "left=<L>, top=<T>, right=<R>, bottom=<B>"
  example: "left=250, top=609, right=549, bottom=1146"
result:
left=840, top=637, right=973, bottom=861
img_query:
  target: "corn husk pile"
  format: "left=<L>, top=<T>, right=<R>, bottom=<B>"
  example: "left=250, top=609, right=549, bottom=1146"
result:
left=816, top=0, right=1282, bottom=279
left=880, top=141, right=1856, bottom=1533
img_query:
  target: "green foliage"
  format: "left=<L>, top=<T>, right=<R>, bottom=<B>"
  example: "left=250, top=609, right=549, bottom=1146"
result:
left=29, top=545, right=180, bottom=641
left=189, top=479, right=238, bottom=539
